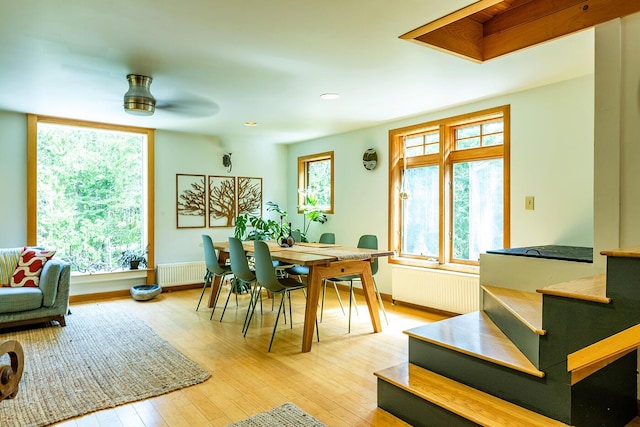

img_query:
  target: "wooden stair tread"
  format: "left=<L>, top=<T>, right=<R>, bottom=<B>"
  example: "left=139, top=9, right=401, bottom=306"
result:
left=482, top=285, right=544, bottom=335
left=537, top=273, right=610, bottom=304
left=405, top=312, right=545, bottom=378
left=375, top=363, right=568, bottom=427
left=601, top=246, right=640, bottom=258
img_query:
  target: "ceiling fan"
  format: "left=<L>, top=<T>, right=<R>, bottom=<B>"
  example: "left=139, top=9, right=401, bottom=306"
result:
left=123, top=74, right=155, bottom=116
left=123, top=74, right=220, bottom=117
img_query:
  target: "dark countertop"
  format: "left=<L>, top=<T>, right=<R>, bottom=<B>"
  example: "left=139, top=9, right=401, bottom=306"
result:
left=485, top=245, right=593, bottom=263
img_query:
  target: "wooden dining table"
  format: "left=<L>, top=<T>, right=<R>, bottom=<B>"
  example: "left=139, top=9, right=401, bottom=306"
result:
left=211, top=240, right=393, bottom=352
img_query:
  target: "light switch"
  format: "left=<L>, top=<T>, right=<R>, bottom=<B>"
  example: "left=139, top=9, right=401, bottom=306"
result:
left=525, top=196, right=534, bottom=211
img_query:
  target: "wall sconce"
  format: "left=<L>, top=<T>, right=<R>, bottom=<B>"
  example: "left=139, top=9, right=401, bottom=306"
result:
left=223, top=153, right=232, bottom=173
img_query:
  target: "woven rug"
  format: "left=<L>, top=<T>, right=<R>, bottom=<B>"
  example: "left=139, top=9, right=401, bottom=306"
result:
left=227, top=403, right=326, bottom=427
left=0, top=303, right=210, bottom=426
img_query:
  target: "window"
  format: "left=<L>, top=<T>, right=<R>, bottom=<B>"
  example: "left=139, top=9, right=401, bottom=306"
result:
left=297, top=151, right=334, bottom=213
left=27, top=115, right=155, bottom=279
left=389, top=106, right=510, bottom=268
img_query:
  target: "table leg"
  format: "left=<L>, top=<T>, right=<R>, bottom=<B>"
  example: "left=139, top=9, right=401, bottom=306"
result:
left=301, top=260, right=383, bottom=352
left=358, top=261, right=382, bottom=333
left=301, top=266, right=322, bottom=352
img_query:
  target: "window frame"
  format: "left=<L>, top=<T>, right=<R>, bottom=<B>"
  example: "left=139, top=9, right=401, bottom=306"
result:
left=26, top=114, right=156, bottom=284
left=297, top=151, right=334, bottom=214
left=388, top=105, right=510, bottom=271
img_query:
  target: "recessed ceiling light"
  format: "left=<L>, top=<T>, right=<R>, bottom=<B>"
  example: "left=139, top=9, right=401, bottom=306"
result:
left=320, top=93, right=340, bottom=100
left=244, top=121, right=258, bottom=126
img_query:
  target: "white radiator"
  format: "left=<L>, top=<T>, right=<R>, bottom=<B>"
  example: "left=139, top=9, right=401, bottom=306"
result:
left=157, top=262, right=205, bottom=286
left=391, top=266, right=479, bottom=314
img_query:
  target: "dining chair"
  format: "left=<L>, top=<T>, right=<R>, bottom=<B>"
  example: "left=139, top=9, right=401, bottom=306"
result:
left=197, top=235, right=233, bottom=314
left=327, top=234, right=388, bottom=333
left=218, top=237, right=259, bottom=327
left=285, top=232, right=345, bottom=321
left=246, top=240, right=319, bottom=352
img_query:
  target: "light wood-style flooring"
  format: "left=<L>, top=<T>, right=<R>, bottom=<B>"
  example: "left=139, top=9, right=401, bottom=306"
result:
left=55, top=285, right=449, bottom=426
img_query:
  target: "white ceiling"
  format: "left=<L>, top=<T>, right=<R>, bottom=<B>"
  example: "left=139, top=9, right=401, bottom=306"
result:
left=0, top=0, right=594, bottom=145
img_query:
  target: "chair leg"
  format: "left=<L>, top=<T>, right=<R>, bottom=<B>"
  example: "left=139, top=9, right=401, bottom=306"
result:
left=320, top=280, right=327, bottom=322
left=348, top=281, right=353, bottom=334
left=332, top=282, right=345, bottom=315
left=218, top=277, right=236, bottom=321
left=196, top=271, right=212, bottom=311
left=268, top=293, right=286, bottom=352
left=243, top=283, right=261, bottom=335
left=373, top=278, right=388, bottom=325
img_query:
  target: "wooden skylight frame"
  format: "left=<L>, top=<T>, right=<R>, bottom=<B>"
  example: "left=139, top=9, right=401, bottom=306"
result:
left=400, top=0, right=640, bottom=62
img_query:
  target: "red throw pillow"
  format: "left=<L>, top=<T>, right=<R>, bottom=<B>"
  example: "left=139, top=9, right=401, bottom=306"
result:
left=10, top=247, right=56, bottom=288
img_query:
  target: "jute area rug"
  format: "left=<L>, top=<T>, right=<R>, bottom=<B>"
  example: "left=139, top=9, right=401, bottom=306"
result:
left=226, top=403, right=326, bottom=427
left=0, top=303, right=210, bottom=427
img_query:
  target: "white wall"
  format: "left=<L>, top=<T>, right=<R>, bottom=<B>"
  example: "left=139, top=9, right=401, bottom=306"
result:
left=0, top=111, right=28, bottom=247
left=287, top=75, right=595, bottom=296
left=154, top=129, right=288, bottom=265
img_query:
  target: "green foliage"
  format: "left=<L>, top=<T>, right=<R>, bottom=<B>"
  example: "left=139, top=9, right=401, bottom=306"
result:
left=36, top=124, right=146, bottom=272
left=298, top=191, right=328, bottom=241
left=234, top=201, right=294, bottom=241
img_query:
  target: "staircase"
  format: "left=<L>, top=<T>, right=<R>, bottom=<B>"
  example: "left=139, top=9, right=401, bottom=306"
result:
left=376, top=248, right=640, bottom=426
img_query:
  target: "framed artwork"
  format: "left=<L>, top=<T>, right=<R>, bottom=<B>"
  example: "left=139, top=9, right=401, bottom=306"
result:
left=176, top=174, right=206, bottom=228
left=237, top=177, right=262, bottom=217
left=208, top=176, right=236, bottom=227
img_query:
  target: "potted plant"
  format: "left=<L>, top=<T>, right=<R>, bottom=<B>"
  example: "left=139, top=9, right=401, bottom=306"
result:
left=234, top=201, right=292, bottom=241
left=119, top=249, right=147, bottom=270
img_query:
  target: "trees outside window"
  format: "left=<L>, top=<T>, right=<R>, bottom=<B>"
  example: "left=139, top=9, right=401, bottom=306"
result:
left=27, top=115, right=154, bottom=274
left=389, top=105, right=510, bottom=268
left=297, top=151, right=334, bottom=214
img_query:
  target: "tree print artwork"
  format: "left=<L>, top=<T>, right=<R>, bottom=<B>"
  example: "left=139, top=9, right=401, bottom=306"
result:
left=237, top=177, right=262, bottom=217
left=208, top=176, right=236, bottom=227
left=176, top=174, right=206, bottom=228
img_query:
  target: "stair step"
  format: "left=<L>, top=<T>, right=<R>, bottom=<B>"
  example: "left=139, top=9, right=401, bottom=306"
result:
left=482, top=285, right=544, bottom=335
left=375, top=363, right=568, bottom=427
left=537, top=273, right=610, bottom=304
left=405, top=311, right=544, bottom=378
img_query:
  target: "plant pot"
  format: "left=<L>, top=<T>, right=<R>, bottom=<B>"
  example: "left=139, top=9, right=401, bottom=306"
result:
left=129, top=260, right=140, bottom=270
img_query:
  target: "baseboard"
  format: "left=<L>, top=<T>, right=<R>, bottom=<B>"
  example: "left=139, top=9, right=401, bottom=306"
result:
left=69, top=283, right=202, bottom=303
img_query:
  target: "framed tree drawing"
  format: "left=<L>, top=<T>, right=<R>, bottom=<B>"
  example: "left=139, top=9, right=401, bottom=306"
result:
left=208, top=176, right=236, bottom=227
left=237, top=177, right=262, bottom=217
left=176, top=174, right=206, bottom=228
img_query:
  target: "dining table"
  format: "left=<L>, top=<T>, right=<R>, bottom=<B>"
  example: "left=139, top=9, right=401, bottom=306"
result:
left=211, top=240, right=394, bottom=352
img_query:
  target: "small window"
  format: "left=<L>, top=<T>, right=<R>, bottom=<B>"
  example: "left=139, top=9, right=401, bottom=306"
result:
left=298, top=151, right=334, bottom=213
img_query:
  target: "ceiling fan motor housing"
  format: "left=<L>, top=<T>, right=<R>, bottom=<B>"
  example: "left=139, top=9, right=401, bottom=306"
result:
left=124, top=74, right=156, bottom=116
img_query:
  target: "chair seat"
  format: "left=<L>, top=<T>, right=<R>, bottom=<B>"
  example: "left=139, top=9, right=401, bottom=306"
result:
left=285, top=265, right=309, bottom=276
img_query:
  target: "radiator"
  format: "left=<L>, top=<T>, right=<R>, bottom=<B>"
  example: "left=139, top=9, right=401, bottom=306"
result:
left=156, top=262, right=206, bottom=286
left=391, top=266, right=479, bottom=314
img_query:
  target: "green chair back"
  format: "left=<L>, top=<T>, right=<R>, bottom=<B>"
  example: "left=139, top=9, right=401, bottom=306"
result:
left=319, top=232, right=335, bottom=244
left=202, top=235, right=226, bottom=275
left=228, top=237, right=255, bottom=282
left=357, top=234, right=378, bottom=276
left=253, top=241, right=287, bottom=293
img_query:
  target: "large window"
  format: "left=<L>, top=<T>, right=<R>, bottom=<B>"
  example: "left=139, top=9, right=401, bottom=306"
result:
left=389, top=106, right=510, bottom=268
left=297, top=151, right=334, bottom=213
left=27, top=115, right=155, bottom=279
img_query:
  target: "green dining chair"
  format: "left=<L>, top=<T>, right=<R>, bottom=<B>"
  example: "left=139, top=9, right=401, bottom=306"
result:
left=198, top=235, right=233, bottom=314
left=247, top=240, right=319, bottom=352
left=219, top=237, right=258, bottom=326
left=285, top=232, right=345, bottom=321
left=327, top=234, right=388, bottom=333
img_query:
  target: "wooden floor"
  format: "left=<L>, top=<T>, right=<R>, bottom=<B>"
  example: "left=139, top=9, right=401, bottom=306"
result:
left=54, top=286, right=449, bottom=426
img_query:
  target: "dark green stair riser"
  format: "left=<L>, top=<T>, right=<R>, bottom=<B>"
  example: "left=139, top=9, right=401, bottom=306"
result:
left=482, top=290, right=541, bottom=368
left=407, top=336, right=571, bottom=423
left=377, top=378, right=479, bottom=427
left=606, top=256, right=640, bottom=300
left=570, top=350, right=637, bottom=427
left=540, top=295, right=640, bottom=369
